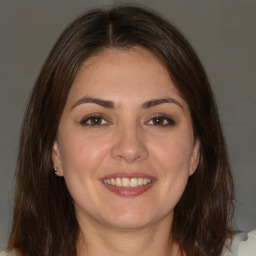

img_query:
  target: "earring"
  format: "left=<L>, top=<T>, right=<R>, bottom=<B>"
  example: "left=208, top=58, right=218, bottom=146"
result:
left=54, top=167, right=60, bottom=173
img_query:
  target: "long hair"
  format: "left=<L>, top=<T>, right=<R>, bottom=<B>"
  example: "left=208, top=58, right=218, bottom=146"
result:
left=8, top=5, right=234, bottom=256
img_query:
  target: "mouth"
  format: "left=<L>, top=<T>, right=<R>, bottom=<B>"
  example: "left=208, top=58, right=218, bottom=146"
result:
left=100, top=172, right=156, bottom=197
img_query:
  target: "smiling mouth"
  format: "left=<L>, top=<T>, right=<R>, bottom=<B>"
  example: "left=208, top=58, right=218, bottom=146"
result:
left=103, top=177, right=152, bottom=188
left=100, top=173, right=156, bottom=197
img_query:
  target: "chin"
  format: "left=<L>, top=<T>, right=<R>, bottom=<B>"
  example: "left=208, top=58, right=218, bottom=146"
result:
left=100, top=206, right=167, bottom=230
left=105, top=216, right=152, bottom=229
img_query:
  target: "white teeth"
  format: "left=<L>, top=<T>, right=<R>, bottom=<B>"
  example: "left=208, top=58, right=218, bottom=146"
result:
left=130, top=178, right=138, bottom=187
left=122, top=178, right=130, bottom=187
left=116, top=178, right=122, bottom=186
left=138, top=178, right=144, bottom=186
left=103, top=177, right=152, bottom=188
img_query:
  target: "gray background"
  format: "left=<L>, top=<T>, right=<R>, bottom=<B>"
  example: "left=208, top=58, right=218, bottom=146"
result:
left=0, top=0, right=255, bottom=250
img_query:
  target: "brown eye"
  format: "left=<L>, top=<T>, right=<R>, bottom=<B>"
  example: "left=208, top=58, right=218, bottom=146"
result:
left=80, top=115, right=108, bottom=126
left=152, top=116, right=165, bottom=125
left=146, top=116, right=175, bottom=127
left=90, top=116, right=103, bottom=125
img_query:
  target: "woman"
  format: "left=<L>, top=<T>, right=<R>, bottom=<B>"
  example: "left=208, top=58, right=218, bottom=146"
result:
left=1, top=4, right=255, bottom=256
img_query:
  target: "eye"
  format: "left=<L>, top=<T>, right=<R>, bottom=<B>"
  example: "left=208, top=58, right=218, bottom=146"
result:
left=80, top=115, right=109, bottom=126
left=146, top=115, right=175, bottom=127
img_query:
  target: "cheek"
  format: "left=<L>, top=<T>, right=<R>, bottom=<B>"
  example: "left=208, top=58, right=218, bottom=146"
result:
left=152, top=134, right=194, bottom=175
left=57, top=131, right=113, bottom=186
left=149, top=133, right=194, bottom=201
left=57, top=133, right=112, bottom=205
left=57, top=133, right=112, bottom=203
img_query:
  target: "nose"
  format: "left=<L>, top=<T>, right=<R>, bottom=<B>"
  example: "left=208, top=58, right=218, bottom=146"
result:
left=110, top=124, right=149, bottom=164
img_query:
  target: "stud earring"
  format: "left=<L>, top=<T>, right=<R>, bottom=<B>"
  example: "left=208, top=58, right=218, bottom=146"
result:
left=54, top=167, right=60, bottom=173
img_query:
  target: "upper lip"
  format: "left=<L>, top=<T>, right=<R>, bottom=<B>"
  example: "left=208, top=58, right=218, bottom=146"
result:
left=100, top=172, right=157, bottom=180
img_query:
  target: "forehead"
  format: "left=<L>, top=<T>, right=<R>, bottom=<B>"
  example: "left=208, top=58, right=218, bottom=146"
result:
left=66, top=47, right=184, bottom=108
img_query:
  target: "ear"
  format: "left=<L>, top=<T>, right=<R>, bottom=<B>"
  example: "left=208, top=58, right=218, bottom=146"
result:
left=52, top=139, right=64, bottom=177
left=189, top=139, right=200, bottom=176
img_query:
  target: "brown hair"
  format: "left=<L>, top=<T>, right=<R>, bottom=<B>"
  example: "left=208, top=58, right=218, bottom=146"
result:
left=8, top=4, right=234, bottom=256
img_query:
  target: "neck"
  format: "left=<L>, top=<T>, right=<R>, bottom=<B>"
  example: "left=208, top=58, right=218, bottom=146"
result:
left=76, top=214, right=179, bottom=256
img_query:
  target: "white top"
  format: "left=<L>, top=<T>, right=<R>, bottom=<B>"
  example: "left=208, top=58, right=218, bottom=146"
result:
left=1, top=230, right=255, bottom=256
left=221, top=230, right=256, bottom=255
left=238, top=230, right=256, bottom=256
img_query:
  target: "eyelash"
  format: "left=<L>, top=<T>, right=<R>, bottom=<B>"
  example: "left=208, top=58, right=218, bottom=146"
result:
left=145, top=115, right=176, bottom=127
left=80, top=114, right=175, bottom=127
left=80, top=115, right=110, bottom=127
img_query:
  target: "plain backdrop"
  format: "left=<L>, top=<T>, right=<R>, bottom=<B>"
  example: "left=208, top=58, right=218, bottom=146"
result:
left=0, top=0, right=255, bottom=250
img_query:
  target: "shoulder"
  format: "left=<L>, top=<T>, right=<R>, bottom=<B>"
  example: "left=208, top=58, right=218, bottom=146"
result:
left=238, top=230, right=256, bottom=256
left=0, top=249, right=21, bottom=256
left=222, top=230, right=256, bottom=256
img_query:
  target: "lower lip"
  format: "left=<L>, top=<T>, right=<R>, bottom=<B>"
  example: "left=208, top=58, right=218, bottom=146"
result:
left=102, top=182, right=155, bottom=197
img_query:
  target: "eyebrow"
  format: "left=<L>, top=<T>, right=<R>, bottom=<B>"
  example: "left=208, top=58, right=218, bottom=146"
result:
left=71, top=97, right=183, bottom=110
left=142, top=98, right=184, bottom=110
left=71, top=97, right=115, bottom=109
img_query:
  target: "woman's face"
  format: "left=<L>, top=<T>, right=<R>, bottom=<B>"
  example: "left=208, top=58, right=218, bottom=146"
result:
left=52, top=47, right=199, bottom=230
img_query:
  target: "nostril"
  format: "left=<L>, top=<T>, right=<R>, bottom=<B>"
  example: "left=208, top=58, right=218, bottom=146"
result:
left=110, top=135, right=149, bottom=163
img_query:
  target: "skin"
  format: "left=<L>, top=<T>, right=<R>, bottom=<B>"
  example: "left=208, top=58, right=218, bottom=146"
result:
left=52, top=47, right=200, bottom=256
